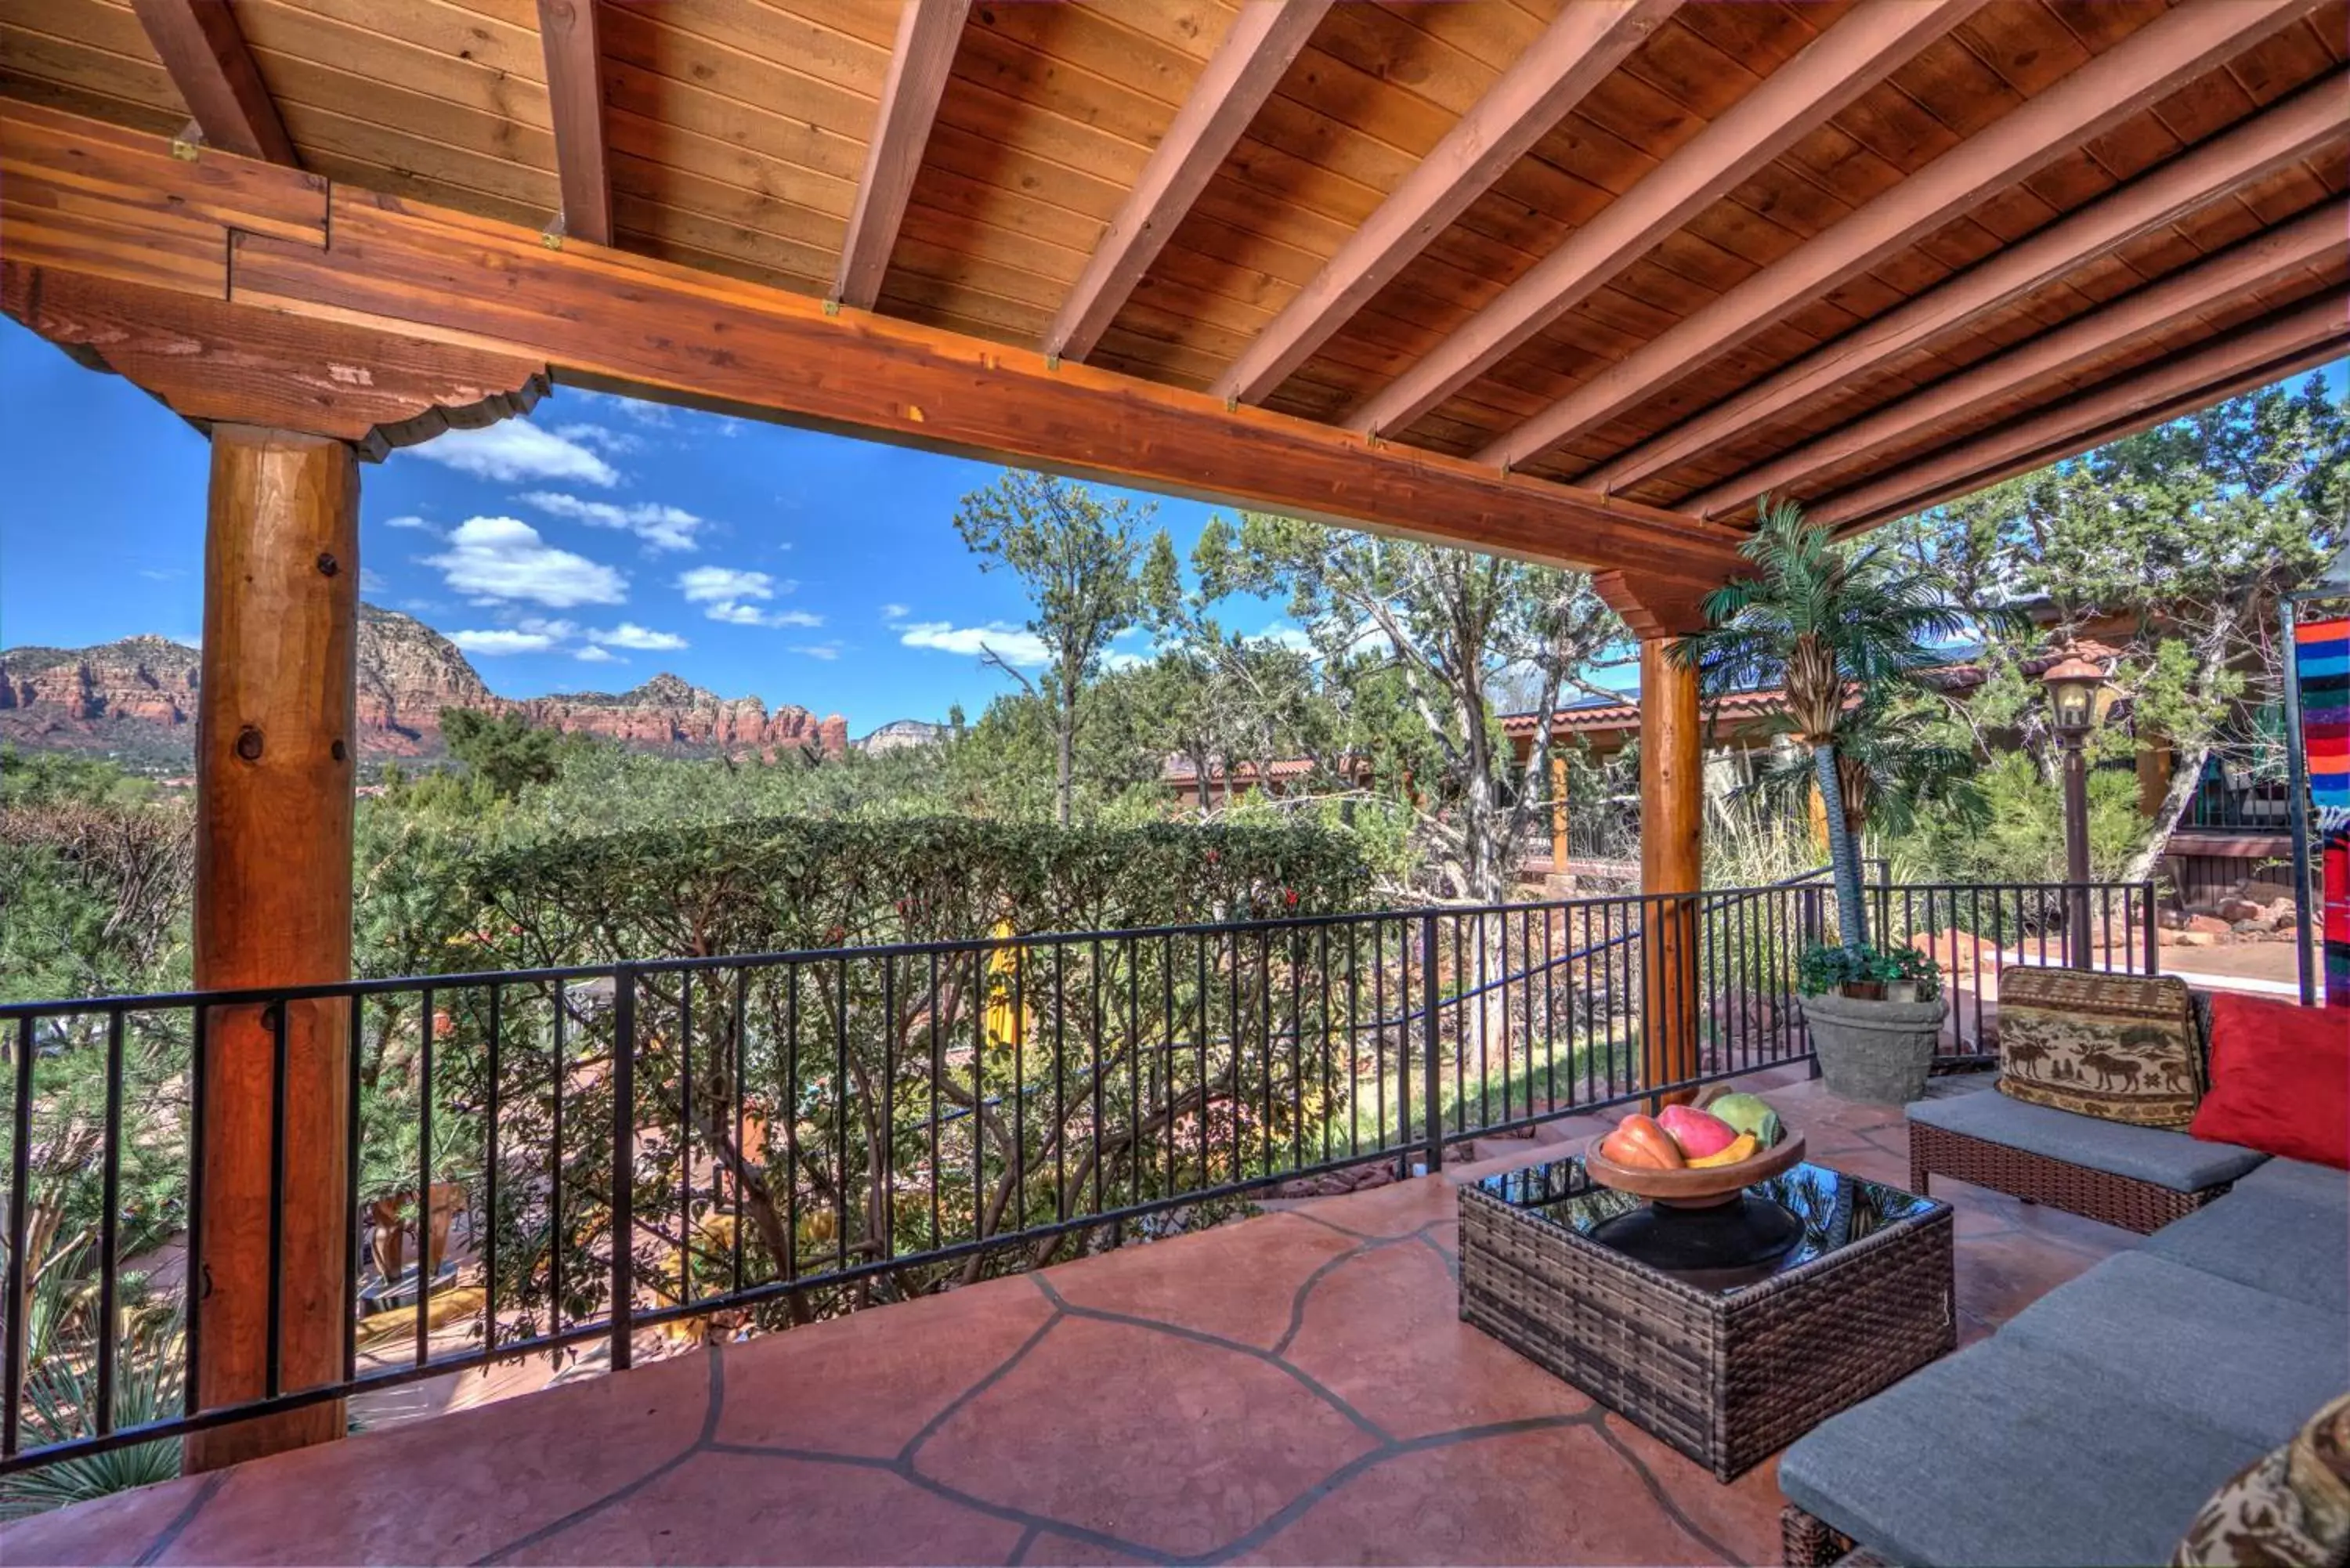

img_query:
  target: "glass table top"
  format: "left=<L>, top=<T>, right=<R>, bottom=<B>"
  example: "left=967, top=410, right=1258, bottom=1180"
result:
left=1472, top=1157, right=1942, bottom=1294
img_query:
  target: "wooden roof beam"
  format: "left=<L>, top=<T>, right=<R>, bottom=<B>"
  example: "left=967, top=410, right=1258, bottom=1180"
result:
left=1345, top=0, right=1990, bottom=439
left=833, top=0, right=972, bottom=310
left=1473, top=0, right=2332, bottom=472
left=1582, top=71, right=2349, bottom=498
left=1207, top=0, right=1681, bottom=404
left=535, top=0, right=611, bottom=246
left=128, top=0, right=295, bottom=165
left=1685, top=201, right=2345, bottom=515
left=1813, top=288, right=2350, bottom=534
left=1047, top=0, right=1336, bottom=364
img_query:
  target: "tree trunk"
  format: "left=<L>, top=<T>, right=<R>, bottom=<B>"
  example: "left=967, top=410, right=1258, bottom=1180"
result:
left=1055, top=698, right=1075, bottom=827
left=2120, top=739, right=2211, bottom=888
left=1814, top=742, right=1869, bottom=951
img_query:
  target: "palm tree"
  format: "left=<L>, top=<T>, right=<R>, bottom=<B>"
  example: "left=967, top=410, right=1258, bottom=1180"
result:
left=1679, top=499, right=1969, bottom=953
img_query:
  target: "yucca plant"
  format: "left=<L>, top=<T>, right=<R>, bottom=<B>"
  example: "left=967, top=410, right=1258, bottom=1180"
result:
left=0, top=1317, right=185, bottom=1520
left=1677, top=499, right=1971, bottom=955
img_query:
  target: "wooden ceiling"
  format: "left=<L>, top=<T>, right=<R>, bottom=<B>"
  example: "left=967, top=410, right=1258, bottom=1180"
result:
left=1, top=0, right=2343, bottom=534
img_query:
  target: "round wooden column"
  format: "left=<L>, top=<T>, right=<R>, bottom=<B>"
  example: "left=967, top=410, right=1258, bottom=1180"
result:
left=1638, top=638, right=1703, bottom=1108
left=186, top=426, right=360, bottom=1472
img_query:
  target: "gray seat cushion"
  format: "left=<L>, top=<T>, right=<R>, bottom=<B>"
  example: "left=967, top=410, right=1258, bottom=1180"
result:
left=2143, top=1180, right=2350, bottom=1313
left=1996, top=1251, right=2346, bottom=1438
left=2233, top=1156, right=2348, bottom=1212
left=1907, top=1083, right=2267, bottom=1191
left=1780, top=1335, right=2271, bottom=1567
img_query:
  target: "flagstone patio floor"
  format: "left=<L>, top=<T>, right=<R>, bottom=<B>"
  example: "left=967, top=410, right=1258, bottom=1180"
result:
left=3, top=1071, right=2130, bottom=1566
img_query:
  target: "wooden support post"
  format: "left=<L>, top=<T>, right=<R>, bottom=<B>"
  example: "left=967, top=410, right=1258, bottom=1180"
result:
left=1549, top=750, right=1571, bottom=882
left=186, top=426, right=360, bottom=1472
left=1639, top=638, right=1703, bottom=1110
left=2136, top=734, right=2174, bottom=819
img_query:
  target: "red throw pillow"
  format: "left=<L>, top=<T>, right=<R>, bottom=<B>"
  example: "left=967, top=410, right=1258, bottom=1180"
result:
left=2189, top=992, right=2350, bottom=1170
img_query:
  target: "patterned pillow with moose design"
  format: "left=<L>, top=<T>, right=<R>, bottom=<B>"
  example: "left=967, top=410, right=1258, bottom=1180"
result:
left=1996, top=969, right=2205, bottom=1128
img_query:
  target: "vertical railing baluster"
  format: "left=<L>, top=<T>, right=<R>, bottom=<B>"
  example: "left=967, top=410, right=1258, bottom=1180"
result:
left=880, top=956, right=896, bottom=1262
left=186, top=1002, right=206, bottom=1416
left=610, top=966, right=636, bottom=1373
left=679, top=973, right=694, bottom=1304
left=1421, top=910, right=1442, bottom=1174
left=835, top=959, right=851, bottom=1277
left=411, top=987, right=431, bottom=1372
left=483, top=986, right=501, bottom=1358
left=344, top=992, right=363, bottom=1383
left=97, top=1007, right=124, bottom=1435
left=5, top=1017, right=36, bottom=1458
left=732, top=967, right=749, bottom=1296
left=930, top=952, right=945, bottom=1254
left=551, top=982, right=566, bottom=1367
left=268, top=997, right=289, bottom=1396
left=1050, top=945, right=1065, bottom=1222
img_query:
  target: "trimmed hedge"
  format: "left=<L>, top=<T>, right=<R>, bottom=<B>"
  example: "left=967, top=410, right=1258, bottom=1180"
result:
left=450, top=817, right=1372, bottom=967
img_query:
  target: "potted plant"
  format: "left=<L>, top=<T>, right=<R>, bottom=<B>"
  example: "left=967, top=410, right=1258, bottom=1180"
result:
left=1797, top=941, right=1947, bottom=1102
left=1678, top=498, right=1966, bottom=1104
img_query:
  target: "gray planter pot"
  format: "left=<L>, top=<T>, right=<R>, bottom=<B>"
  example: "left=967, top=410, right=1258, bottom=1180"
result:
left=1799, top=989, right=1948, bottom=1104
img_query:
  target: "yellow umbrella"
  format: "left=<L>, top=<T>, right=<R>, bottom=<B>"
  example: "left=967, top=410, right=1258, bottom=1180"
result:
left=985, top=919, right=1028, bottom=1053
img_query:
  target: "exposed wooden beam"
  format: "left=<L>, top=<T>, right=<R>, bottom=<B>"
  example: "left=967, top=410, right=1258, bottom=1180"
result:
left=1208, top=0, right=1681, bottom=404
left=1473, top=0, right=2330, bottom=472
left=1581, top=73, right=2350, bottom=497
left=1685, top=203, right=2346, bottom=515
left=128, top=0, right=296, bottom=165
left=2, top=264, right=551, bottom=460
left=833, top=0, right=971, bottom=310
left=0, top=101, right=1749, bottom=598
left=1813, top=288, right=2350, bottom=534
left=535, top=0, right=611, bottom=246
left=1346, top=0, right=1989, bottom=439
left=1047, top=0, right=1336, bottom=364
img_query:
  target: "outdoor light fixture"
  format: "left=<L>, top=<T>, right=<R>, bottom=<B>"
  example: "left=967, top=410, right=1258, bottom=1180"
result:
left=2041, top=652, right=2106, bottom=737
left=2041, top=649, right=2106, bottom=966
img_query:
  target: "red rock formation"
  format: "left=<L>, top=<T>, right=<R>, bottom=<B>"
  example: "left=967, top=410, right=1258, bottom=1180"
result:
left=2, top=606, right=850, bottom=768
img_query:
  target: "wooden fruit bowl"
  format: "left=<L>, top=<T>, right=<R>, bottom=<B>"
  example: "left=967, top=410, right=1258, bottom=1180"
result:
left=1585, top=1127, right=1807, bottom=1209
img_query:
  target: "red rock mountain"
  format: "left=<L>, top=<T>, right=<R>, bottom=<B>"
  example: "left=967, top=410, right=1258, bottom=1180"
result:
left=0, top=605, right=849, bottom=768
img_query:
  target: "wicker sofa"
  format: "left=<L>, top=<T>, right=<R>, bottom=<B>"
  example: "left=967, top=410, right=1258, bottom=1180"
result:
left=1778, top=1153, right=2347, bottom=1566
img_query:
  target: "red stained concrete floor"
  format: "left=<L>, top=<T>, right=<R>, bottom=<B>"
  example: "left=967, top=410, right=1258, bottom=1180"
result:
left=3, top=1074, right=2125, bottom=1566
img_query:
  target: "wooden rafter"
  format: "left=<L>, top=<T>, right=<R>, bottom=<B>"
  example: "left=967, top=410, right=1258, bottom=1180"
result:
left=1047, top=0, right=1336, bottom=365
left=1580, top=74, right=2350, bottom=498
left=1345, top=0, right=1988, bottom=439
left=1686, top=203, right=2346, bottom=515
left=0, top=101, right=1747, bottom=605
left=1472, top=0, right=2331, bottom=472
left=127, top=0, right=295, bottom=165
left=535, top=0, right=611, bottom=247
left=833, top=0, right=971, bottom=310
left=1814, top=288, right=2350, bottom=534
left=1208, top=0, right=1680, bottom=405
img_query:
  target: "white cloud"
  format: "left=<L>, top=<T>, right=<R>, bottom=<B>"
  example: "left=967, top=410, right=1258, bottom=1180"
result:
left=793, top=642, right=844, bottom=661
left=425, top=517, right=627, bottom=608
left=448, top=627, right=562, bottom=656
left=553, top=423, right=643, bottom=457
left=574, top=645, right=622, bottom=663
left=383, top=515, right=436, bottom=532
left=898, top=620, right=1051, bottom=668
left=360, top=567, right=389, bottom=593
left=678, top=566, right=815, bottom=628
left=409, top=423, right=620, bottom=486
left=139, top=567, right=186, bottom=581
left=590, top=622, right=688, bottom=651
left=521, top=490, right=703, bottom=551
left=880, top=602, right=910, bottom=620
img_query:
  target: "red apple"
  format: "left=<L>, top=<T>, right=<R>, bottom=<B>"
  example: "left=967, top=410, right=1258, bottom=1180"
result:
left=1657, top=1104, right=1740, bottom=1159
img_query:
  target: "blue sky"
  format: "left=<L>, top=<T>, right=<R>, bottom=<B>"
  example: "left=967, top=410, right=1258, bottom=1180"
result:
left=0, top=316, right=1279, bottom=735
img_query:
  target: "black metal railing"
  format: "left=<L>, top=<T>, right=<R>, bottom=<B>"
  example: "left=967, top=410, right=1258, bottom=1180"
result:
left=2182, top=762, right=2297, bottom=833
left=0, top=878, right=2157, bottom=1478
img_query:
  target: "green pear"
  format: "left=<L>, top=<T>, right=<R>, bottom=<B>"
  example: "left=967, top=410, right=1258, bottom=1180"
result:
left=1707, top=1093, right=1781, bottom=1147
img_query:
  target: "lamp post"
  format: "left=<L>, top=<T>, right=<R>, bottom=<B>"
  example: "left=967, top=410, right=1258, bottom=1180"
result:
left=2042, top=652, right=2106, bottom=968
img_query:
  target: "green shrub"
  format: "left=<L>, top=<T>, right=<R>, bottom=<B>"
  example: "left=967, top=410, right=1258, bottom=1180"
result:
left=1797, top=941, right=1942, bottom=1000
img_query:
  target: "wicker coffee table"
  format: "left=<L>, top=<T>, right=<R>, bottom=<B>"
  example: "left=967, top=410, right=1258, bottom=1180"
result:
left=1459, top=1157, right=1954, bottom=1480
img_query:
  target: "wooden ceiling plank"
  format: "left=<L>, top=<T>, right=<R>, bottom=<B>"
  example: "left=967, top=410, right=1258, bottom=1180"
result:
left=1813, top=286, right=2350, bottom=532
left=1347, top=0, right=1991, bottom=439
left=1473, top=0, right=2332, bottom=471
left=127, top=0, right=295, bottom=164
left=832, top=0, right=971, bottom=309
left=534, top=0, right=609, bottom=244
left=1685, top=200, right=2343, bottom=513
left=1207, top=0, right=1679, bottom=403
left=1581, top=70, right=2348, bottom=494
left=1046, top=0, right=1336, bottom=363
